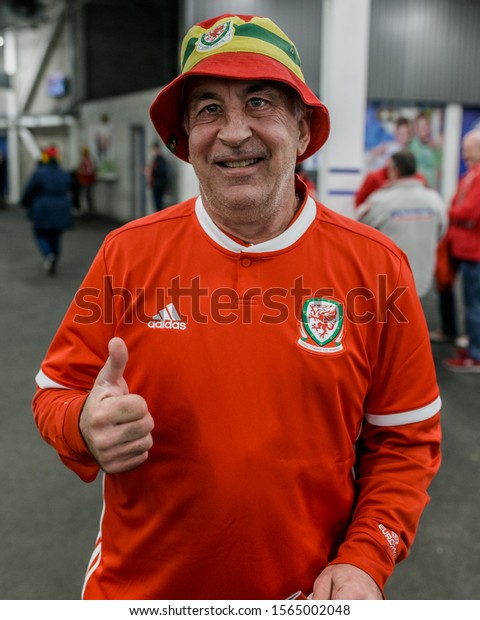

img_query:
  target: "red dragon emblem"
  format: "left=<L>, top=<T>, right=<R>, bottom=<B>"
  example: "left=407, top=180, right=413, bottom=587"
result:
left=298, top=298, right=345, bottom=354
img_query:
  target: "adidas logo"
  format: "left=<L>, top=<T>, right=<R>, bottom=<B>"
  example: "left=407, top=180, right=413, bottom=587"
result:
left=147, top=303, right=187, bottom=330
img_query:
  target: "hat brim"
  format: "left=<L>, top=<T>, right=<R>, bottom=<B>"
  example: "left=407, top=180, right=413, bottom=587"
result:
left=150, top=52, right=330, bottom=163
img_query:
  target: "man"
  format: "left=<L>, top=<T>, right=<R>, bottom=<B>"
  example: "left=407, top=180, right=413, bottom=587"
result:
left=146, top=141, right=168, bottom=211
left=32, top=14, right=441, bottom=600
left=357, top=150, right=446, bottom=299
left=75, top=146, right=97, bottom=214
left=21, top=145, right=73, bottom=275
left=443, top=129, right=480, bottom=371
left=410, top=112, right=442, bottom=191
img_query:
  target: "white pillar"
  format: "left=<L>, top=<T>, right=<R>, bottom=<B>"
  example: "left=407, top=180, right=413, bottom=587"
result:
left=318, top=0, right=371, bottom=218
left=441, top=104, right=462, bottom=206
left=4, top=30, right=21, bottom=204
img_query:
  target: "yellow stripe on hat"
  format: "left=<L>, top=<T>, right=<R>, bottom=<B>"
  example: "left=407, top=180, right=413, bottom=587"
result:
left=181, top=15, right=305, bottom=82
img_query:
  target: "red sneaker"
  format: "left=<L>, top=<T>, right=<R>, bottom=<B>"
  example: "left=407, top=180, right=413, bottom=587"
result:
left=444, top=356, right=480, bottom=373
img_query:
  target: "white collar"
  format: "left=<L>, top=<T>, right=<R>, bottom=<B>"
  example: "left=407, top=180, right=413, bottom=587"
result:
left=194, top=195, right=317, bottom=253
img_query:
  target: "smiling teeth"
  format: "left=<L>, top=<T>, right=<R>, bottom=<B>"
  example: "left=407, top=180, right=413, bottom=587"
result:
left=223, top=159, right=258, bottom=168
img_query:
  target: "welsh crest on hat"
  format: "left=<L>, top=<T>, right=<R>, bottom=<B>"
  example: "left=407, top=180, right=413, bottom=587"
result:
left=150, top=14, right=330, bottom=163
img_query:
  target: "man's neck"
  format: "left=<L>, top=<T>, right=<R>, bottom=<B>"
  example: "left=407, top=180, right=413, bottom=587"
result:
left=201, top=191, right=304, bottom=246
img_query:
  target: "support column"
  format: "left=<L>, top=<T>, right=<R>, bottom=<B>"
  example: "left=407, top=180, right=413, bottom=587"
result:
left=441, top=104, right=462, bottom=206
left=318, top=0, right=371, bottom=218
left=4, top=30, right=20, bottom=204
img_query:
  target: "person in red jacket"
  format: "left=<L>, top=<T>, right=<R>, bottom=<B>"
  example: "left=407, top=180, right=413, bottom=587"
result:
left=32, top=14, right=441, bottom=600
left=443, top=129, right=480, bottom=371
left=75, top=146, right=96, bottom=213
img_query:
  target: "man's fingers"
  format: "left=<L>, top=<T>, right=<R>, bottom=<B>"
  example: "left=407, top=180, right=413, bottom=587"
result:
left=80, top=393, right=155, bottom=474
left=94, top=417, right=154, bottom=462
left=312, top=573, right=332, bottom=600
left=106, top=394, right=150, bottom=425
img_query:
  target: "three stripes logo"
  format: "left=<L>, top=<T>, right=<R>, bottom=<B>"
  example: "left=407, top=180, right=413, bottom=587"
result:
left=147, top=303, right=187, bottom=330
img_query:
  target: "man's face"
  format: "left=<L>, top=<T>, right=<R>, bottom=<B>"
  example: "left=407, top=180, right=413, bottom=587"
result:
left=462, top=134, right=480, bottom=169
left=415, top=117, right=430, bottom=141
left=395, top=124, right=411, bottom=147
left=183, top=77, right=311, bottom=222
left=386, top=158, right=398, bottom=181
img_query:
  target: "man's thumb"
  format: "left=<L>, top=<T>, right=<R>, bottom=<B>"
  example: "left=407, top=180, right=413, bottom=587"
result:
left=94, top=337, right=129, bottom=392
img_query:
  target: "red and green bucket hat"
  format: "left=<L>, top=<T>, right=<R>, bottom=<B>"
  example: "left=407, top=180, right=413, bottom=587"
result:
left=150, top=14, right=330, bottom=163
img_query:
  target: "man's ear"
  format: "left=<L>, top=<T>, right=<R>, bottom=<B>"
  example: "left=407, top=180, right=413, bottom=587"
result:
left=297, top=108, right=312, bottom=159
left=182, top=115, right=191, bottom=162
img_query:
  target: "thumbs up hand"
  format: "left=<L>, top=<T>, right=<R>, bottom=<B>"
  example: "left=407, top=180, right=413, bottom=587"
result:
left=79, top=337, right=154, bottom=474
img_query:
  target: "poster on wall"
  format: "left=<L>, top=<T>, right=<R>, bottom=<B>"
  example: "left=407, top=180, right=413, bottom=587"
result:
left=88, top=113, right=117, bottom=179
left=364, top=102, right=444, bottom=192
left=459, top=107, right=480, bottom=177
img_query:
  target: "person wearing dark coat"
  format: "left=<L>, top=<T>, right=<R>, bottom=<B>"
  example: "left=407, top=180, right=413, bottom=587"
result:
left=21, top=146, right=73, bottom=275
left=146, top=141, right=168, bottom=211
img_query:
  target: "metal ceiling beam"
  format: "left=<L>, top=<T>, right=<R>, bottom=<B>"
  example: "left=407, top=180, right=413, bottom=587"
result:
left=17, top=5, right=66, bottom=115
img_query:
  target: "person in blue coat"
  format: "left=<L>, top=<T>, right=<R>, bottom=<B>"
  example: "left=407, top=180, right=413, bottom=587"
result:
left=21, top=145, right=73, bottom=275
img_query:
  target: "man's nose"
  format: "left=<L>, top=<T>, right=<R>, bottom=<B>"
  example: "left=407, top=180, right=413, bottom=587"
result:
left=217, top=110, right=253, bottom=147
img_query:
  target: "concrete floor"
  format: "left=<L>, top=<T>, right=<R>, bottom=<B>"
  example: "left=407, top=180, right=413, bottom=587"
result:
left=1, top=205, right=479, bottom=600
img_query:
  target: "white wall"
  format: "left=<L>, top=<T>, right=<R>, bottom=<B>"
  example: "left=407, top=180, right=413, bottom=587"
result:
left=80, top=89, right=197, bottom=221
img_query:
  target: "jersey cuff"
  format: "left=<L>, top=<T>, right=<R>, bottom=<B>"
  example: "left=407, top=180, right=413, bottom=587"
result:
left=365, top=395, right=441, bottom=426
left=36, top=369, right=72, bottom=390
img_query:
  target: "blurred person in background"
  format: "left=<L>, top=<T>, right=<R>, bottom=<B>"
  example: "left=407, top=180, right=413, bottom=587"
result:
left=295, top=162, right=317, bottom=199
left=75, top=146, right=97, bottom=214
left=145, top=141, right=169, bottom=211
left=355, top=117, right=427, bottom=207
left=21, top=145, right=73, bottom=275
left=357, top=150, right=447, bottom=300
left=443, top=129, right=480, bottom=372
left=410, top=112, right=442, bottom=191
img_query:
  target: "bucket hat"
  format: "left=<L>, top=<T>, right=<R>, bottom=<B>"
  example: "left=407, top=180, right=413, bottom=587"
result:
left=150, top=14, right=330, bottom=163
left=41, top=145, right=60, bottom=163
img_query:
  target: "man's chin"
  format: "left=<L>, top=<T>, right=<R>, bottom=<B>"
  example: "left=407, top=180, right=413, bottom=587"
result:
left=205, top=185, right=265, bottom=211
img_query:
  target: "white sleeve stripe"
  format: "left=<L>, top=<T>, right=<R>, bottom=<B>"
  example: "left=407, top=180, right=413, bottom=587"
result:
left=35, top=369, right=72, bottom=390
left=365, top=395, right=441, bottom=426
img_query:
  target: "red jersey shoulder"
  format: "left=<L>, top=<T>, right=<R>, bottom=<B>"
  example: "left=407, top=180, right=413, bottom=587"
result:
left=104, top=198, right=197, bottom=246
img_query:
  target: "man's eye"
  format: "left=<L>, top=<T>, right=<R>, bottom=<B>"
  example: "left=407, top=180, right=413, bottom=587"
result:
left=249, top=97, right=266, bottom=108
left=201, top=103, right=220, bottom=114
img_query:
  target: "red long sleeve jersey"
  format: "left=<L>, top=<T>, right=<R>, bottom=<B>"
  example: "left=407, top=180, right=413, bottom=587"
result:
left=447, top=162, right=480, bottom=261
left=33, top=193, right=441, bottom=600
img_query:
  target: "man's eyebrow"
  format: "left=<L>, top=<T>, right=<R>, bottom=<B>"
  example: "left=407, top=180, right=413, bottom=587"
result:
left=190, top=82, right=280, bottom=102
left=189, top=90, right=218, bottom=103
left=197, top=91, right=220, bottom=101
left=244, top=82, right=279, bottom=96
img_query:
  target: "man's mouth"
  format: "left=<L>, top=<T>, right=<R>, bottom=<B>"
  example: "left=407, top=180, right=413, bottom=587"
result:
left=220, top=158, right=260, bottom=168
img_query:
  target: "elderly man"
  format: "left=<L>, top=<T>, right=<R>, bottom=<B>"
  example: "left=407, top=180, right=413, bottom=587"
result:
left=33, top=15, right=441, bottom=600
left=357, top=150, right=447, bottom=299
left=444, top=129, right=480, bottom=371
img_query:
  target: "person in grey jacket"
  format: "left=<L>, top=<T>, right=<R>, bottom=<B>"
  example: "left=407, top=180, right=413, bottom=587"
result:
left=21, top=145, right=73, bottom=275
left=357, top=149, right=447, bottom=298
